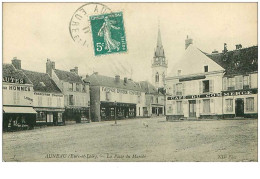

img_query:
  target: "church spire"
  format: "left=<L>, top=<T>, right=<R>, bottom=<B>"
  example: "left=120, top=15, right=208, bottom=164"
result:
left=155, top=26, right=165, bottom=57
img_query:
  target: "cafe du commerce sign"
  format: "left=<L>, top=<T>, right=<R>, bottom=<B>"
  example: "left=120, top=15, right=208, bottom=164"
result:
left=167, top=89, right=257, bottom=100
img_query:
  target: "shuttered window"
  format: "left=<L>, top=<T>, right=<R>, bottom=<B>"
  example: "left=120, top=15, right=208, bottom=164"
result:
left=176, top=101, right=183, bottom=114
left=176, top=83, right=182, bottom=95
left=246, top=97, right=254, bottom=112
left=13, top=91, right=20, bottom=105
left=235, top=76, right=243, bottom=90
left=225, top=99, right=233, bottom=112
left=38, top=96, right=42, bottom=106
left=173, top=84, right=176, bottom=95
left=203, top=99, right=210, bottom=113
left=223, top=77, right=227, bottom=91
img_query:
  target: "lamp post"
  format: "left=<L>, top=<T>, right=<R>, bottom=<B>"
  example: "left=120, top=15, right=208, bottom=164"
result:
left=114, top=101, right=117, bottom=125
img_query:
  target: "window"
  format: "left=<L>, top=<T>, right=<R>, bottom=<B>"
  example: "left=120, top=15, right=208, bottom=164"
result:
left=36, top=112, right=46, bottom=122
left=225, top=99, right=233, bottom=112
left=76, top=83, right=80, bottom=92
left=162, top=73, right=165, bottom=83
left=40, top=82, right=46, bottom=87
left=47, top=113, right=53, bottom=123
left=47, top=97, right=52, bottom=106
left=203, top=80, right=210, bottom=93
left=246, top=97, right=254, bottom=111
left=204, top=65, right=208, bottom=72
left=227, top=78, right=235, bottom=90
left=69, top=83, right=73, bottom=91
left=155, top=72, right=159, bottom=82
left=13, top=91, right=20, bottom=105
left=156, top=97, right=159, bottom=104
left=203, top=99, right=210, bottom=113
left=69, top=95, right=74, bottom=105
left=151, top=96, right=154, bottom=103
left=235, top=76, right=243, bottom=90
left=38, top=96, right=42, bottom=106
left=176, top=101, right=183, bottom=114
left=243, top=76, right=250, bottom=89
left=176, top=83, right=182, bottom=95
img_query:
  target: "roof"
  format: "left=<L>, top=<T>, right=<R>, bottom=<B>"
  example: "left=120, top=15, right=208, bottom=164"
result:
left=206, top=46, right=258, bottom=76
left=139, top=81, right=159, bottom=94
left=54, top=69, right=83, bottom=83
left=83, top=74, right=143, bottom=92
left=2, top=64, right=32, bottom=84
left=168, top=44, right=224, bottom=77
left=22, top=70, right=62, bottom=93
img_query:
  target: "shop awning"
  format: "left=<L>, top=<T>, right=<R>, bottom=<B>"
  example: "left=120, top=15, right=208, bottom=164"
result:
left=3, top=106, right=37, bottom=114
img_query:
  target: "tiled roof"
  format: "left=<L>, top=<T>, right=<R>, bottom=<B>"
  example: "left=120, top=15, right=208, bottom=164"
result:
left=3, top=64, right=32, bottom=84
left=139, top=81, right=159, bottom=94
left=83, top=74, right=143, bottom=91
left=206, top=46, right=258, bottom=76
left=54, top=69, right=83, bottom=83
left=22, top=70, right=62, bottom=93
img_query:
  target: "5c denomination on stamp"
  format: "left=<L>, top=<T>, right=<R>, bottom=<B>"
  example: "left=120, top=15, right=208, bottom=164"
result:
left=90, top=12, right=127, bottom=56
left=69, top=3, right=112, bottom=46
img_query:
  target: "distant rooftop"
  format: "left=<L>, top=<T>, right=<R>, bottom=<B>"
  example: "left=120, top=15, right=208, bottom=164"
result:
left=54, top=69, right=83, bottom=84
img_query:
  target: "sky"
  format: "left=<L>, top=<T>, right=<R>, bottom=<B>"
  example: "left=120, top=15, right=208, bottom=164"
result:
left=3, top=3, right=257, bottom=82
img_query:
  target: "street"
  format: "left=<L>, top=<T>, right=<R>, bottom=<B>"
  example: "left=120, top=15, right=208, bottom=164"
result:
left=2, top=117, right=258, bottom=162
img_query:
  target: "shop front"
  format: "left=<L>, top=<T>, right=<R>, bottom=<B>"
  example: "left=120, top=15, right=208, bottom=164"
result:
left=151, top=104, right=164, bottom=116
left=100, top=102, right=136, bottom=121
left=63, top=107, right=89, bottom=123
left=34, top=107, right=65, bottom=126
left=3, top=106, right=36, bottom=131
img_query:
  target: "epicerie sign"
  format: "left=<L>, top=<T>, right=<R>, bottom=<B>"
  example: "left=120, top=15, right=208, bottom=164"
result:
left=102, top=87, right=141, bottom=96
left=3, top=76, right=25, bottom=84
left=167, top=90, right=254, bottom=100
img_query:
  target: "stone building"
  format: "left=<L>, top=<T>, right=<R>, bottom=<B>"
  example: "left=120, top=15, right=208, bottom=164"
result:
left=83, top=73, right=146, bottom=122
left=139, top=81, right=165, bottom=117
left=165, top=38, right=258, bottom=120
left=22, top=69, right=65, bottom=126
left=3, top=60, right=36, bottom=131
left=46, top=59, right=90, bottom=123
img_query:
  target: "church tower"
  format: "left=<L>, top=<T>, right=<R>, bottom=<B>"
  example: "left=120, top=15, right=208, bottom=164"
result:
left=152, top=27, right=168, bottom=89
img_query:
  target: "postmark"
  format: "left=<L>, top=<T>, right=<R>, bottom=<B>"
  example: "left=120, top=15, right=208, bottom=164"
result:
left=69, top=3, right=112, bottom=46
left=89, top=12, right=127, bottom=56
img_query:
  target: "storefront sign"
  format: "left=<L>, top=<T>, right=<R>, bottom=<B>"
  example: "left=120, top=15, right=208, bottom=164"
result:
left=101, top=87, right=141, bottom=96
left=3, top=85, right=31, bottom=91
left=167, top=90, right=257, bottom=100
left=24, top=96, right=33, bottom=102
left=3, top=76, right=25, bottom=84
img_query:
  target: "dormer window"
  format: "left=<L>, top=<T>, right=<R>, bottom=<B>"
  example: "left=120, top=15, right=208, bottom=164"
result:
left=40, top=82, right=46, bottom=87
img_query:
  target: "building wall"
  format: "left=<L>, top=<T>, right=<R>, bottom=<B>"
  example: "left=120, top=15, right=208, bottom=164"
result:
left=33, top=92, right=64, bottom=108
left=99, top=86, right=145, bottom=117
left=3, top=83, right=34, bottom=107
left=90, top=86, right=101, bottom=122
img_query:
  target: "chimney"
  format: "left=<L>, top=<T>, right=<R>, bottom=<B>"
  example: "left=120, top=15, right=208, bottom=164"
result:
left=12, top=57, right=21, bottom=70
left=74, top=67, right=78, bottom=75
left=222, top=43, right=228, bottom=53
left=235, top=44, right=242, bottom=50
left=46, top=58, right=55, bottom=77
left=124, top=77, right=128, bottom=83
left=185, top=35, right=193, bottom=50
left=115, top=75, right=120, bottom=83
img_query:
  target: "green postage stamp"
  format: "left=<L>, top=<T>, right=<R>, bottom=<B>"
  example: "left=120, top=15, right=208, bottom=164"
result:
left=90, top=12, right=127, bottom=56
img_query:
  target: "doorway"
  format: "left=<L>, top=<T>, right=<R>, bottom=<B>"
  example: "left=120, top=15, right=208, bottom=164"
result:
left=189, top=100, right=196, bottom=117
left=235, top=98, right=244, bottom=117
